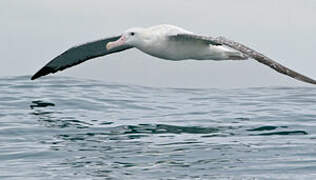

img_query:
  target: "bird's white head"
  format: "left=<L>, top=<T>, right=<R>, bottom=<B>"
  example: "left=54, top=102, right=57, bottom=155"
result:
left=106, top=27, right=144, bottom=50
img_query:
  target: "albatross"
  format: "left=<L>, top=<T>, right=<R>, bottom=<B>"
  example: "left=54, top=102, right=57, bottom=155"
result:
left=31, top=24, right=316, bottom=85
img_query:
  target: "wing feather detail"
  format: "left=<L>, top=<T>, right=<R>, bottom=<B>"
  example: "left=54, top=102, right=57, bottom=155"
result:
left=172, top=33, right=316, bottom=85
left=31, top=36, right=132, bottom=80
left=168, top=34, right=222, bottom=46
left=212, top=36, right=316, bottom=85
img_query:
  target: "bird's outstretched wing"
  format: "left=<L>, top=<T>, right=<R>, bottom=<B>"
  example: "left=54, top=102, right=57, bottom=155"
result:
left=31, top=36, right=132, bottom=80
left=171, top=34, right=316, bottom=85
left=168, top=34, right=222, bottom=46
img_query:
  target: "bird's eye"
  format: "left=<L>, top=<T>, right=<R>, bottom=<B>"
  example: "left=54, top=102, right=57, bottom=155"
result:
left=130, top=32, right=135, bottom=36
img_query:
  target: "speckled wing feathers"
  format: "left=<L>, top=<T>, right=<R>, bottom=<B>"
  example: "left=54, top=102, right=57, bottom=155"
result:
left=168, top=34, right=222, bottom=46
left=174, top=33, right=316, bottom=85
left=212, top=36, right=316, bottom=85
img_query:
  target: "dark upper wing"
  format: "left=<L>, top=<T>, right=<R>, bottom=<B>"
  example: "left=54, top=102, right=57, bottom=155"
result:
left=168, top=34, right=222, bottom=46
left=172, top=33, right=316, bottom=85
left=31, top=36, right=132, bottom=80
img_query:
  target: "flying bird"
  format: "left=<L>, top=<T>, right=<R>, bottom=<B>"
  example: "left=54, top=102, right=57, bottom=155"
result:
left=31, top=24, right=316, bottom=85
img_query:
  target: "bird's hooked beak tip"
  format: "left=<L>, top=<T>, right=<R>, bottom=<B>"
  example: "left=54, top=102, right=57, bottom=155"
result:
left=106, top=36, right=125, bottom=50
left=106, top=42, right=113, bottom=50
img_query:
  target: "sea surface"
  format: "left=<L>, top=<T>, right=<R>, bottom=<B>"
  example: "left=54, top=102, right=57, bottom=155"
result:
left=1, top=76, right=316, bottom=180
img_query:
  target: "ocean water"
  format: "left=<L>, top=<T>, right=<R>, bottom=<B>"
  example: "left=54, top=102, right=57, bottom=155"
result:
left=1, top=76, right=316, bottom=180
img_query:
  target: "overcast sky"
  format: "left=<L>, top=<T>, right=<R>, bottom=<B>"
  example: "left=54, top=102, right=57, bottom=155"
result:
left=1, top=0, right=316, bottom=88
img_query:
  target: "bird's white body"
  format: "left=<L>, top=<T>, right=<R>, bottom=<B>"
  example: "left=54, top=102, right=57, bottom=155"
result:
left=113, top=24, right=247, bottom=61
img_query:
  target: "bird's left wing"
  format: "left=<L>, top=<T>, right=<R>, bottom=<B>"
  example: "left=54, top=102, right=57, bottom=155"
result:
left=31, top=36, right=132, bottom=80
left=169, top=33, right=316, bottom=85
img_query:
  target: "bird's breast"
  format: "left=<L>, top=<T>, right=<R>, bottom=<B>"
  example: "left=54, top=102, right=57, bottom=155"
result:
left=136, top=39, right=210, bottom=61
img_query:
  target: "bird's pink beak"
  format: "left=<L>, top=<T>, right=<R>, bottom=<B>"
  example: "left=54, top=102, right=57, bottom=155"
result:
left=106, top=36, right=126, bottom=50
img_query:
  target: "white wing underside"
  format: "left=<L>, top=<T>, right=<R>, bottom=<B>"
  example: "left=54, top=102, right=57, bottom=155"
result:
left=168, top=34, right=316, bottom=85
left=165, top=34, right=247, bottom=60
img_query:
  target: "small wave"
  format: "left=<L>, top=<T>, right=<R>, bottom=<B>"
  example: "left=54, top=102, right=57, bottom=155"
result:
left=124, top=124, right=219, bottom=134
left=256, top=130, right=308, bottom=136
left=247, top=126, right=278, bottom=131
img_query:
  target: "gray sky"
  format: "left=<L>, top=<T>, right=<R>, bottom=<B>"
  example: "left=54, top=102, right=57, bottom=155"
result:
left=1, top=0, right=316, bottom=88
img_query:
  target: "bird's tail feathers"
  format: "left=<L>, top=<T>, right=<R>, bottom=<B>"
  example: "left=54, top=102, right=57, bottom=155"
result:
left=227, top=51, right=249, bottom=60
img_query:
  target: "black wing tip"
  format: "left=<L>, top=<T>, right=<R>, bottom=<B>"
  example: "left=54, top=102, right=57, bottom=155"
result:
left=31, top=66, right=55, bottom=80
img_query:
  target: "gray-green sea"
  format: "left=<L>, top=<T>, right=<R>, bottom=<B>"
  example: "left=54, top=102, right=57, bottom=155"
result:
left=1, top=76, right=316, bottom=179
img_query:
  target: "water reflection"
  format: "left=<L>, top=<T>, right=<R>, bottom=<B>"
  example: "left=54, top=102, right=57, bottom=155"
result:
left=30, top=100, right=55, bottom=109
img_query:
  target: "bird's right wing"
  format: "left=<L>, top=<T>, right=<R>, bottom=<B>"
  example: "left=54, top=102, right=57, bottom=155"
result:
left=168, top=33, right=222, bottom=46
left=212, top=36, right=316, bottom=85
left=171, top=33, right=316, bottom=85
left=31, top=36, right=133, bottom=80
